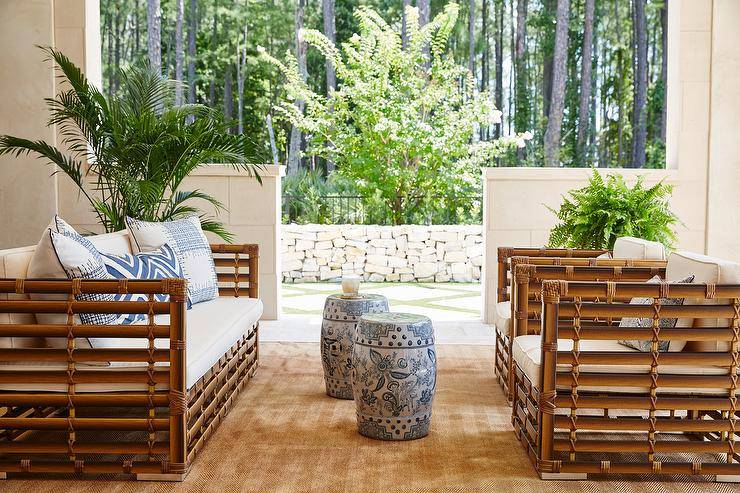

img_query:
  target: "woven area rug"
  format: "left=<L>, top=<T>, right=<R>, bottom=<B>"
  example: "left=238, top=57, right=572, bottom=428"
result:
left=2, top=343, right=735, bottom=492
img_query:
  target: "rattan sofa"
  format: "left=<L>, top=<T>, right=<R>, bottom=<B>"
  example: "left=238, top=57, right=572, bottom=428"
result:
left=511, top=251, right=740, bottom=482
left=0, top=231, right=260, bottom=481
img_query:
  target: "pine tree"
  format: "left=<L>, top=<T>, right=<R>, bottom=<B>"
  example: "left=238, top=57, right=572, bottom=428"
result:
left=543, top=0, right=570, bottom=167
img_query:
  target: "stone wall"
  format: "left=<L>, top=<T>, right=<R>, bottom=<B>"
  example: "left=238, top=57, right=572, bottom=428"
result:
left=282, top=225, right=483, bottom=283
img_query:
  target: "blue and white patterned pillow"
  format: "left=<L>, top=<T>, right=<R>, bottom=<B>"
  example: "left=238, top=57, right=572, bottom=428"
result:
left=125, top=216, right=219, bottom=304
left=48, top=229, right=119, bottom=326
left=101, top=243, right=191, bottom=324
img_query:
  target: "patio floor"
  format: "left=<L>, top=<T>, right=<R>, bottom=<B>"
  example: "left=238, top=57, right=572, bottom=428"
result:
left=265, top=282, right=494, bottom=345
left=282, top=282, right=482, bottom=320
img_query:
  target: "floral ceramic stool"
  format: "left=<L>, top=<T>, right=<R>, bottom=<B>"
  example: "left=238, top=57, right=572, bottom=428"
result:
left=351, top=312, right=436, bottom=440
left=321, top=294, right=389, bottom=399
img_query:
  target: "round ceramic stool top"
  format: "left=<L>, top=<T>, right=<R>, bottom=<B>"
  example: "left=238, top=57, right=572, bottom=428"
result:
left=320, top=294, right=389, bottom=399
left=351, top=312, right=436, bottom=440
left=323, top=294, right=389, bottom=322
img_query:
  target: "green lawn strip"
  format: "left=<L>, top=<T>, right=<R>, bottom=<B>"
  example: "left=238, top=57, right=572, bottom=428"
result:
left=388, top=298, right=481, bottom=315
left=282, top=306, right=323, bottom=315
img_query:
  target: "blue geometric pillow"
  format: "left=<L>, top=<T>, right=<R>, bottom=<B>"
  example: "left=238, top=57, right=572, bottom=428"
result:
left=101, top=243, right=191, bottom=324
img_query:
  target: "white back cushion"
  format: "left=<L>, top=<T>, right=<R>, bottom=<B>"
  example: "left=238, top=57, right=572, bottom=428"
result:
left=613, top=236, right=666, bottom=260
left=88, top=231, right=133, bottom=256
left=666, top=251, right=740, bottom=351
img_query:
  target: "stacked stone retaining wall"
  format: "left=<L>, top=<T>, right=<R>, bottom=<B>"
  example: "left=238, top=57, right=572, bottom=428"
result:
left=282, top=224, right=483, bottom=283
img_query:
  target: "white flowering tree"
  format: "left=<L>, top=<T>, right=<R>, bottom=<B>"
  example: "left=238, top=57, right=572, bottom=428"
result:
left=261, top=3, right=529, bottom=225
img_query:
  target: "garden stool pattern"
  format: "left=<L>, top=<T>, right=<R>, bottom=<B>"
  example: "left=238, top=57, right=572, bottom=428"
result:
left=321, top=294, right=389, bottom=399
left=352, top=312, right=436, bottom=440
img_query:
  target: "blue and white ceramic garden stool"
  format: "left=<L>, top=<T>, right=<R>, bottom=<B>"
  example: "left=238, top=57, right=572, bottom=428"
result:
left=321, top=294, right=389, bottom=399
left=351, top=312, right=436, bottom=440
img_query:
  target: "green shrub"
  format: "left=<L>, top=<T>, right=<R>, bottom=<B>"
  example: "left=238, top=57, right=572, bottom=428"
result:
left=547, top=169, right=679, bottom=250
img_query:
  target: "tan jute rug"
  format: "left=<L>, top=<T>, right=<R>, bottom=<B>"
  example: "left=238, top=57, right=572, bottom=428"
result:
left=1, top=343, right=735, bottom=493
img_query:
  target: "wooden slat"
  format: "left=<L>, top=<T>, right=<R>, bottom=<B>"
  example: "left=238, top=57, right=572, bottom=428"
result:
left=0, top=417, right=169, bottom=431
left=0, top=324, right=170, bottom=338
left=553, top=416, right=734, bottom=432
left=0, top=369, right=169, bottom=384
left=0, top=300, right=169, bottom=314
left=213, top=258, right=250, bottom=267
left=553, top=395, right=734, bottom=411
left=0, top=393, right=171, bottom=407
left=0, top=348, right=169, bottom=362
left=555, top=372, right=732, bottom=388
left=0, top=441, right=168, bottom=454
left=557, top=351, right=734, bottom=366
left=216, top=273, right=251, bottom=283
left=554, top=438, right=731, bottom=454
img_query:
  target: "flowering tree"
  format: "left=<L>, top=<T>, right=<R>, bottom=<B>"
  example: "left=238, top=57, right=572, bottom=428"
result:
left=261, top=3, right=529, bottom=224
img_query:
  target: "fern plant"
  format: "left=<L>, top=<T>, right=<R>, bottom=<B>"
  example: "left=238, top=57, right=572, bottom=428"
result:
left=0, top=47, right=263, bottom=241
left=547, top=169, right=679, bottom=250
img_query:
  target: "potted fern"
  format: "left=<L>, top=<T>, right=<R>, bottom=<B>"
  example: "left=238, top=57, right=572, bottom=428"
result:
left=547, top=169, right=680, bottom=250
left=0, top=47, right=263, bottom=241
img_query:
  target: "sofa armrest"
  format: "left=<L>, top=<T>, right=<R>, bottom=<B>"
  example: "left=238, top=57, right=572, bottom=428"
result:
left=210, top=244, right=259, bottom=299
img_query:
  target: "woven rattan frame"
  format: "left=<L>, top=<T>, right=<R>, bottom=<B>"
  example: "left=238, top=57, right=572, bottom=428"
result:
left=496, top=259, right=666, bottom=400
left=494, top=248, right=608, bottom=395
left=496, top=248, right=608, bottom=304
left=0, top=243, right=259, bottom=481
left=512, top=280, right=740, bottom=482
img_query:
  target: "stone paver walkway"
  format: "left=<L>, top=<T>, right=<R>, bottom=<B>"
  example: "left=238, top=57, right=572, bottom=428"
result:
left=282, top=282, right=481, bottom=321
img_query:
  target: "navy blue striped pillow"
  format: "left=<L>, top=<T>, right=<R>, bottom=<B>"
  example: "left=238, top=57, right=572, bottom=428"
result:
left=101, top=243, right=191, bottom=324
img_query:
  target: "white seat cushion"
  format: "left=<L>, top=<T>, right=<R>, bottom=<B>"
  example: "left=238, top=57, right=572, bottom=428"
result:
left=512, top=334, right=730, bottom=395
left=493, top=301, right=511, bottom=336
left=0, top=297, right=263, bottom=392
left=612, top=236, right=666, bottom=260
left=666, top=251, right=740, bottom=351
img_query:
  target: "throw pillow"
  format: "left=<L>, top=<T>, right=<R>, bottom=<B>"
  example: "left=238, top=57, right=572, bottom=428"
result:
left=48, top=229, right=119, bottom=326
left=618, top=274, right=695, bottom=352
left=101, top=243, right=192, bottom=321
left=125, top=216, right=218, bottom=304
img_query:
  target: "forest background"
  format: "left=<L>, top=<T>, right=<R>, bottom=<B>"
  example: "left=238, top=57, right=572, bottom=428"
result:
left=100, top=0, right=667, bottom=171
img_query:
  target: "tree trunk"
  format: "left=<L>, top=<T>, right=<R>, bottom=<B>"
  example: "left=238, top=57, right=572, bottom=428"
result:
left=224, top=63, right=233, bottom=128
left=209, top=1, right=218, bottom=107
left=543, top=0, right=570, bottom=167
left=631, top=0, right=647, bottom=168
left=402, top=0, right=412, bottom=49
left=287, top=0, right=308, bottom=175
left=418, top=0, right=430, bottom=26
left=267, top=114, right=280, bottom=166
left=514, top=0, right=528, bottom=134
left=468, top=0, right=475, bottom=77
left=660, top=0, right=668, bottom=141
left=187, top=0, right=197, bottom=105
left=576, top=0, right=595, bottom=160
left=418, top=0, right=431, bottom=64
left=322, top=0, right=337, bottom=172
left=507, top=0, right=514, bottom=136
left=106, top=12, right=113, bottom=97
left=542, top=0, right=555, bottom=119
left=494, top=0, right=503, bottom=139
left=135, top=0, right=141, bottom=55
left=480, top=0, right=489, bottom=139
left=323, top=0, right=336, bottom=93
left=114, top=8, right=122, bottom=92
left=175, top=0, right=184, bottom=105
left=237, top=24, right=247, bottom=134
left=147, top=0, right=162, bottom=74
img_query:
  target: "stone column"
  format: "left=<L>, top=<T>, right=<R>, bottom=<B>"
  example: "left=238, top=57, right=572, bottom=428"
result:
left=186, top=164, right=285, bottom=320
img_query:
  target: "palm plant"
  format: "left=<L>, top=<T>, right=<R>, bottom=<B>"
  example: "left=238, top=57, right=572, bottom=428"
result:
left=0, top=47, right=264, bottom=241
left=547, top=169, right=679, bottom=250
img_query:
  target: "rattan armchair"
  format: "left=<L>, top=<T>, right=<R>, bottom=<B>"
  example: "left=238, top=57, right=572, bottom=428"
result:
left=495, top=258, right=667, bottom=400
left=0, top=243, right=258, bottom=481
left=512, top=279, right=740, bottom=482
